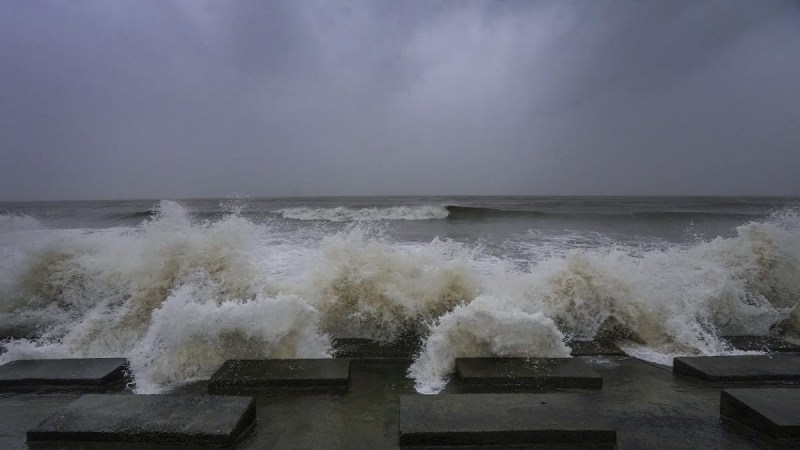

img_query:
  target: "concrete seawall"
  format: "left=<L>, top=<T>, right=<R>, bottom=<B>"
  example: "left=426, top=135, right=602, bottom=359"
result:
left=0, top=337, right=798, bottom=449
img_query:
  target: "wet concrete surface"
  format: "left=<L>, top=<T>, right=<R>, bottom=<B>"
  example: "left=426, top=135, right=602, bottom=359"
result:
left=0, top=359, right=128, bottom=392
left=209, top=359, right=351, bottom=394
left=455, top=357, right=602, bottom=391
left=722, top=336, right=800, bottom=353
left=0, top=355, right=797, bottom=448
left=721, top=388, right=800, bottom=440
left=27, top=394, right=255, bottom=447
left=399, top=393, right=616, bottom=447
left=674, top=354, right=800, bottom=383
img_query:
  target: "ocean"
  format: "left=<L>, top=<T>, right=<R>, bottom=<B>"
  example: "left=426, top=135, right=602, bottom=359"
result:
left=1, top=196, right=798, bottom=394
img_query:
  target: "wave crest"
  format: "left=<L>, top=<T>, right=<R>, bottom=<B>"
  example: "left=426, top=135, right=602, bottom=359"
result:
left=0, top=214, right=43, bottom=233
left=307, top=228, right=480, bottom=341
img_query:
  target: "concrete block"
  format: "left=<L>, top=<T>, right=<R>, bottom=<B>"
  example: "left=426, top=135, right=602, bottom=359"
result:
left=208, top=359, right=350, bottom=394
left=332, top=338, right=419, bottom=358
left=673, top=355, right=800, bottom=382
left=723, top=335, right=800, bottom=353
left=399, top=393, right=616, bottom=447
left=27, top=394, right=256, bottom=447
left=569, top=340, right=626, bottom=357
left=455, top=357, right=602, bottom=390
left=0, top=359, right=128, bottom=392
left=721, top=388, right=800, bottom=439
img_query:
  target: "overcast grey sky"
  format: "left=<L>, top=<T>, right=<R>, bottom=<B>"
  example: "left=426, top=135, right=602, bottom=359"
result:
left=1, top=0, right=799, bottom=200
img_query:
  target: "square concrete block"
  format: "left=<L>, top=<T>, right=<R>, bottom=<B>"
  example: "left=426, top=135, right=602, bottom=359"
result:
left=673, top=355, right=800, bottom=382
left=569, top=340, right=626, bottom=357
left=723, top=335, right=800, bottom=353
left=27, top=394, right=256, bottom=447
left=399, top=393, right=616, bottom=447
left=0, top=358, right=128, bottom=392
left=208, top=359, right=350, bottom=394
left=455, top=357, right=603, bottom=390
left=721, top=388, right=800, bottom=439
left=332, top=338, right=419, bottom=358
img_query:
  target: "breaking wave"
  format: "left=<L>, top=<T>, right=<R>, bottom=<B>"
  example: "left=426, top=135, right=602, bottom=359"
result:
left=0, top=214, right=43, bottom=233
left=0, top=202, right=798, bottom=394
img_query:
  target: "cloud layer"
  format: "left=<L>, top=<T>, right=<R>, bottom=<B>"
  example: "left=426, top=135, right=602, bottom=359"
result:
left=2, top=0, right=799, bottom=200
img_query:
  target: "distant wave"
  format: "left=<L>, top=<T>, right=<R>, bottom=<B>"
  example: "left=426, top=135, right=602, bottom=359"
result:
left=447, top=206, right=762, bottom=221
left=109, top=206, right=761, bottom=224
left=275, top=205, right=450, bottom=221
left=0, top=213, right=43, bottom=232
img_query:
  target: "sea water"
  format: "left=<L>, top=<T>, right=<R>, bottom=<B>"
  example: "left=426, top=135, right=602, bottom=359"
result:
left=0, top=196, right=798, bottom=394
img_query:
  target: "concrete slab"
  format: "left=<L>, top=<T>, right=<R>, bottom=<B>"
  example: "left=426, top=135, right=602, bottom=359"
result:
left=333, top=338, right=419, bottom=358
left=208, top=359, right=350, bottom=394
left=27, top=394, right=256, bottom=447
left=0, top=358, right=128, bottom=392
left=569, top=340, right=626, bottom=357
left=723, top=335, right=800, bottom=353
left=721, top=388, right=800, bottom=439
left=399, top=393, right=616, bottom=447
left=455, top=357, right=602, bottom=390
left=673, top=354, right=800, bottom=382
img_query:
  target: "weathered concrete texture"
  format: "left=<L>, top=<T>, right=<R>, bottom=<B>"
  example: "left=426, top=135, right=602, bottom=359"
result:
left=673, top=354, right=800, bottom=382
left=208, top=359, right=350, bottom=394
left=0, top=358, right=128, bottom=392
left=723, top=335, right=800, bottom=353
left=721, top=388, right=800, bottom=439
left=569, top=340, right=626, bottom=357
left=455, top=357, right=602, bottom=390
left=399, top=393, right=616, bottom=447
left=27, top=394, right=256, bottom=447
left=333, top=338, right=420, bottom=358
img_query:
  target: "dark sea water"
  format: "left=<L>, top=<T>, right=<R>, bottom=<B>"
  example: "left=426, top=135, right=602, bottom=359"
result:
left=1, top=196, right=799, bottom=393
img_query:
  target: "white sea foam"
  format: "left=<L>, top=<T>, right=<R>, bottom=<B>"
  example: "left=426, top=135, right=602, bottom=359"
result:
left=303, top=228, right=480, bottom=341
left=275, top=205, right=449, bottom=221
left=0, top=201, right=326, bottom=392
left=409, top=295, right=570, bottom=394
left=0, top=202, right=798, bottom=394
left=0, top=214, right=44, bottom=233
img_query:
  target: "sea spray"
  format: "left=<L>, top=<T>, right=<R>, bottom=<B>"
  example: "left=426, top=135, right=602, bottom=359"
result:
left=406, top=210, right=800, bottom=391
left=0, top=200, right=798, bottom=394
left=409, top=295, right=570, bottom=394
left=0, top=201, right=329, bottom=392
left=128, top=284, right=329, bottom=393
left=306, top=227, right=480, bottom=341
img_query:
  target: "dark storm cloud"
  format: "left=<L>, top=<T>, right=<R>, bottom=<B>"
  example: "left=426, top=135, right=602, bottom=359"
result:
left=1, top=0, right=798, bottom=200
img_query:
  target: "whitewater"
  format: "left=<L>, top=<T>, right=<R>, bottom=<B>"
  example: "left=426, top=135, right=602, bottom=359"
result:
left=0, top=196, right=798, bottom=394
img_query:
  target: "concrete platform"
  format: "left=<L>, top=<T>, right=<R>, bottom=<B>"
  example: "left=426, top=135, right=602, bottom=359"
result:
left=721, top=388, right=800, bottom=439
left=208, top=358, right=350, bottom=394
left=673, top=354, right=800, bottom=383
left=27, top=394, right=256, bottom=447
left=0, top=357, right=778, bottom=449
left=0, top=358, right=128, bottom=392
left=723, top=335, right=800, bottom=353
left=455, top=357, right=602, bottom=390
left=569, top=340, right=626, bottom=357
left=399, top=393, right=616, bottom=447
left=333, top=338, right=419, bottom=358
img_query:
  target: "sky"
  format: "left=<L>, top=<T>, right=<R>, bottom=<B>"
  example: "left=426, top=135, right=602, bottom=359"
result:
left=1, top=0, right=799, bottom=200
